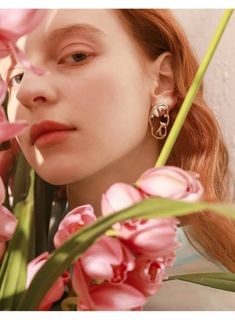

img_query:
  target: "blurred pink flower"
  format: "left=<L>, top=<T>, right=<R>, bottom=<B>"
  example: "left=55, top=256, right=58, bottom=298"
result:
left=0, top=106, right=28, bottom=143
left=26, top=252, right=70, bottom=311
left=0, top=10, right=47, bottom=105
left=72, top=260, right=146, bottom=311
left=136, top=165, right=204, bottom=202
left=54, top=204, right=96, bottom=248
left=80, top=235, right=135, bottom=283
left=0, top=204, right=18, bottom=243
left=0, top=176, right=5, bottom=204
left=0, top=9, right=46, bottom=57
left=0, top=75, right=7, bottom=105
left=0, top=10, right=45, bottom=44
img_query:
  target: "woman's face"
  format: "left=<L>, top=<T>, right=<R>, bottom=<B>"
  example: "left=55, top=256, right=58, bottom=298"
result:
left=2, top=9, right=155, bottom=185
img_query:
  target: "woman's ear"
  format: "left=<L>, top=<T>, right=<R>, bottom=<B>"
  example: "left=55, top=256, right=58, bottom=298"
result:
left=149, top=52, right=177, bottom=114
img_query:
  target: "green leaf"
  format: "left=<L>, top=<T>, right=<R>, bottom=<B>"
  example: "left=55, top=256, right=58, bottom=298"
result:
left=0, top=170, right=35, bottom=310
left=167, top=272, right=235, bottom=292
left=18, top=197, right=235, bottom=310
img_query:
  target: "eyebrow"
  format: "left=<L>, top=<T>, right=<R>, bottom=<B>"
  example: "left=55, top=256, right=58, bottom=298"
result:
left=46, top=23, right=108, bottom=43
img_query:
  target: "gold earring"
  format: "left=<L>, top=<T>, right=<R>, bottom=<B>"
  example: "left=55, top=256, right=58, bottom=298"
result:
left=149, top=103, right=170, bottom=140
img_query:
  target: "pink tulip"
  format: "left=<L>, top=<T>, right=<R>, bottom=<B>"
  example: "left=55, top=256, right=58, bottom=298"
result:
left=115, top=217, right=180, bottom=258
left=101, top=180, right=180, bottom=258
left=0, top=76, right=7, bottom=105
left=72, top=260, right=146, bottom=311
left=0, top=9, right=47, bottom=81
left=0, top=204, right=18, bottom=243
left=136, top=166, right=204, bottom=202
left=126, top=256, right=170, bottom=297
left=80, top=235, right=135, bottom=283
left=101, top=183, right=144, bottom=216
left=26, top=252, right=70, bottom=311
left=0, top=241, right=6, bottom=262
left=54, top=204, right=96, bottom=248
left=0, top=176, right=5, bottom=204
left=0, top=106, right=28, bottom=143
left=0, top=9, right=46, bottom=56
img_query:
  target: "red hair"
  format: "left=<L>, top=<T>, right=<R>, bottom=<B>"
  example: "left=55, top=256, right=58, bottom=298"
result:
left=117, top=9, right=235, bottom=272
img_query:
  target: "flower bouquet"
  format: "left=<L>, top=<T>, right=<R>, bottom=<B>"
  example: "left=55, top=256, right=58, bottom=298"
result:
left=0, top=9, right=235, bottom=311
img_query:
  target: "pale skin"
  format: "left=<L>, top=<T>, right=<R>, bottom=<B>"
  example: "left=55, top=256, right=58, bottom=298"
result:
left=0, top=9, right=177, bottom=218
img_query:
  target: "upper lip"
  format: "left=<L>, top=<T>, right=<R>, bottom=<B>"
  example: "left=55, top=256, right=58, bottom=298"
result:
left=30, top=120, right=76, bottom=145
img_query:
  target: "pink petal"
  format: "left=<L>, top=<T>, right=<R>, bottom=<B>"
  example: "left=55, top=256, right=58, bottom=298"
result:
left=0, top=10, right=46, bottom=42
left=0, top=120, right=28, bottom=143
left=72, top=260, right=95, bottom=310
left=0, top=106, right=7, bottom=122
left=126, top=257, right=166, bottom=297
left=54, top=204, right=96, bottom=248
left=0, top=205, right=18, bottom=242
left=0, top=40, right=10, bottom=58
left=9, top=43, right=47, bottom=75
left=26, top=252, right=49, bottom=287
left=0, top=76, right=7, bottom=105
left=136, top=166, right=204, bottom=202
left=0, top=176, right=5, bottom=205
left=81, top=236, right=123, bottom=280
left=101, top=183, right=143, bottom=216
left=27, top=251, right=66, bottom=310
left=88, top=283, right=146, bottom=310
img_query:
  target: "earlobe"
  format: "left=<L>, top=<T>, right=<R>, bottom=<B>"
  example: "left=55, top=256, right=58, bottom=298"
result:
left=150, top=52, right=177, bottom=113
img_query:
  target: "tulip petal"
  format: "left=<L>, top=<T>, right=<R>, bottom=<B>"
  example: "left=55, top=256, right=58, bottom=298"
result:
left=0, top=9, right=46, bottom=42
left=72, top=260, right=95, bottom=310
left=0, top=40, right=10, bottom=58
left=0, top=106, right=7, bottom=122
left=27, top=251, right=68, bottom=310
left=0, top=205, right=18, bottom=242
left=0, top=76, right=7, bottom=105
left=0, top=121, right=28, bottom=142
left=101, top=183, right=143, bottom=216
left=81, top=236, right=123, bottom=280
left=88, top=283, right=146, bottom=310
left=9, top=43, right=47, bottom=75
left=0, top=176, right=5, bottom=204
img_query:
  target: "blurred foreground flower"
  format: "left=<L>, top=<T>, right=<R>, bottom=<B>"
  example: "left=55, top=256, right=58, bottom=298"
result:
left=0, top=9, right=46, bottom=75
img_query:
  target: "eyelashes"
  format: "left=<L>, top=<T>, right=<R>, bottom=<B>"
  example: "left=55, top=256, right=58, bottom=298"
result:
left=58, top=51, right=90, bottom=64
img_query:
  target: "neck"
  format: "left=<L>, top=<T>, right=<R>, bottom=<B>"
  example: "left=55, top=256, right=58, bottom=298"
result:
left=66, top=133, right=159, bottom=218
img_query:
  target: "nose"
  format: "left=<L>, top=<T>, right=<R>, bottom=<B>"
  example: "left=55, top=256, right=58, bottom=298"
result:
left=16, top=70, right=58, bottom=109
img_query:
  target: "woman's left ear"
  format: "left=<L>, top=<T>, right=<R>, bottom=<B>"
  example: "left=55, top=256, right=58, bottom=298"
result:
left=149, top=52, right=177, bottom=113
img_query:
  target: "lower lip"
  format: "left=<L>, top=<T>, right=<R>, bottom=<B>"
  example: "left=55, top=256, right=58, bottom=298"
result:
left=34, top=129, right=76, bottom=148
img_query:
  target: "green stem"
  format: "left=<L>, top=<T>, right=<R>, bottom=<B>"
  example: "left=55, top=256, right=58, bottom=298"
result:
left=155, top=9, right=233, bottom=168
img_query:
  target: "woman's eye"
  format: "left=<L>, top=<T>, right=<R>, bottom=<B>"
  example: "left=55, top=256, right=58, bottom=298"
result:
left=9, top=72, right=24, bottom=87
left=59, top=52, right=90, bottom=64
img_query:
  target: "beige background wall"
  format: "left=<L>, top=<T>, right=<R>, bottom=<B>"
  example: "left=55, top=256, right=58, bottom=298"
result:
left=172, top=9, right=235, bottom=200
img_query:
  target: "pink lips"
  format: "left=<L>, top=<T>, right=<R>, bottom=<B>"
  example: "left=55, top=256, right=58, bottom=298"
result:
left=30, top=120, right=76, bottom=147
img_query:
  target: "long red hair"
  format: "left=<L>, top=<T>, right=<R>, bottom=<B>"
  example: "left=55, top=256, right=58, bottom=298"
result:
left=117, top=9, right=235, bottom=272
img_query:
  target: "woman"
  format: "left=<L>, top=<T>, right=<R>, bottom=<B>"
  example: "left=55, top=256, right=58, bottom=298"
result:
left=0, top=9, right=235, bottom=310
